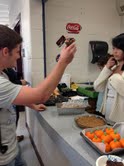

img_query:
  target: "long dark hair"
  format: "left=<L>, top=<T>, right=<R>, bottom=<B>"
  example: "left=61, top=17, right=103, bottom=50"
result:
left=112, top=33, right=124, bottom=52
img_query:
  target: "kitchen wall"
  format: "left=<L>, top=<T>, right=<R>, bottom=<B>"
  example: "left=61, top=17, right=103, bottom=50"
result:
left=9, top=0, right=122, bottom=86
left=9, top=0, right=44, bottom=87
left=9, top=0, right=122, bottom=84
left=120, top=16, right=124, bottom=32
left=45, top=0, right=121, bottom=83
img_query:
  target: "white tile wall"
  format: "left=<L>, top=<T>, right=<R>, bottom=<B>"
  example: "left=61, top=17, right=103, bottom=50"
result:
left=31, top=71, right=44, bottom=87
left=30, top=1, right=42, bottom=41
left=120, top=16, right=124, bottom=32
left=31, top=28, right=44, bottom=59
left=9, top=0, right=124, bottom=84
left=29, top=0, right=44, bottom=86
left=23, top=57, right=32, bottom=83
left=46, top=0, right=121, bottom=82
left=31, top=58, right=44, bottom=72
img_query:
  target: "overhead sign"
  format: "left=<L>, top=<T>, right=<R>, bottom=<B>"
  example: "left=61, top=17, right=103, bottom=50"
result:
left=66, top=23, right=82, bottom=34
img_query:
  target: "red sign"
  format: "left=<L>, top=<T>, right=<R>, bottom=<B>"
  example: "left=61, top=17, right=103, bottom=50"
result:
left=66, top=23, right=82, bottom=34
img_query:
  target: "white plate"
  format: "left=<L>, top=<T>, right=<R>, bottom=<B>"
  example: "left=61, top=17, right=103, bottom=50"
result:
left=96, top=155, right=124, bottom=166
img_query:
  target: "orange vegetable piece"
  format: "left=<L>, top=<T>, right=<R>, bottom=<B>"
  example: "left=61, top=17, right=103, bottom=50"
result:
left=92, top=136, right=101, bottom=143
left=110, top=131, right=121, bottom=140
left=85, top=131, right=95, bottom=140
left=102, top=140, right=111, bottom=152
left=105, top=127, right=114, bottom=134
left=101, top=132, right=112, bottom=143
left=120, top=138, right=124, bottom=147
left=105, top=143, right=111, bottom=152
left=94, top=129, right=104, bottom=138
left=110, top=139, right=122, bottom=150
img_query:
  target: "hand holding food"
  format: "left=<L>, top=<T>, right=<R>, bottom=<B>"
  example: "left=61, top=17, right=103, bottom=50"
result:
left=56, top=35, right=75, bottom=47
left=59, top=43, right=77, bottom=65
left=65, top=37, right=75, bottom=46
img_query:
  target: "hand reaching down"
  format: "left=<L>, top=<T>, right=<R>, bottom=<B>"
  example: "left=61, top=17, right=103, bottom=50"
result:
left=29, top=103, right=47, bottom=112
left=20, top=79, right=27, bottom=85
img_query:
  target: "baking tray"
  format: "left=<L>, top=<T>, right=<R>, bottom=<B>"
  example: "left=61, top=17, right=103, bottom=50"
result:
left=75, top=114, right=107, bottom=129
left=80, top=122, right=124, bottom=155
left=56, top=103, right=85, bottom=115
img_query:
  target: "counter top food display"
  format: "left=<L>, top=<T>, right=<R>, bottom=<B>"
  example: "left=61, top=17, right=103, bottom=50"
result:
left=81, top=122, right=124, bottom=155
left=31, top=106, right=124, bottom=166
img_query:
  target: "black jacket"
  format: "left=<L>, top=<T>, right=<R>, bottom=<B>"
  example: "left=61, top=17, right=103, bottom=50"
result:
left=3, top=68, right=22, bottom=85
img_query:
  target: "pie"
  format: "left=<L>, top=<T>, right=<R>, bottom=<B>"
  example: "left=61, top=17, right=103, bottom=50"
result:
left=75, top=115, right=106, bottom=128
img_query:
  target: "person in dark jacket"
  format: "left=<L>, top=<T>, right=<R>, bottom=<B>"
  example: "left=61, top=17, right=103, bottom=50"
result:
left=3, top=68, right=27, bottom=86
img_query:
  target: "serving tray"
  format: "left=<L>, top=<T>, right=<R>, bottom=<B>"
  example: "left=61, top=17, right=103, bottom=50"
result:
left=56, top=103, right=85, bottom=115
left=80, top=122, right=124, bottom=155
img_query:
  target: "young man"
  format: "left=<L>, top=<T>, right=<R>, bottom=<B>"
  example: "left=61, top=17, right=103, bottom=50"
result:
left=0, top=25, right=76, bottom=165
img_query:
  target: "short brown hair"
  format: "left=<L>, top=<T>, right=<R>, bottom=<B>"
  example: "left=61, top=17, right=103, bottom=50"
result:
left=0, top=24, right=22, bottom=51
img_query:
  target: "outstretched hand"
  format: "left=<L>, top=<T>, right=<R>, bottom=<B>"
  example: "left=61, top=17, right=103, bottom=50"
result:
left=21, top=79, right=27, bottom=85
left=33, top=104, right=47, bottom=112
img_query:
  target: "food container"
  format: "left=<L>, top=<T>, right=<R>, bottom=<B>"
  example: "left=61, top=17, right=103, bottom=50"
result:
left=80, top=122, right=124, bottom=155
left=56, top=103, right=86, bottom=115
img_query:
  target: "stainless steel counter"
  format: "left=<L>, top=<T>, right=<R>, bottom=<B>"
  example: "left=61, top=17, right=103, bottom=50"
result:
left=33, top=106, right=124, bottom=166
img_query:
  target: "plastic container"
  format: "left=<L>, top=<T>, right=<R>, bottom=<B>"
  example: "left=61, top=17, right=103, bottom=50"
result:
left=56, top=101, right=86, bottom=115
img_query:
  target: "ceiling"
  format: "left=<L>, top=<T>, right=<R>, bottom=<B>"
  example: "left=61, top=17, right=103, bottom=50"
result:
left=0, top=0, right=12, bottom=25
